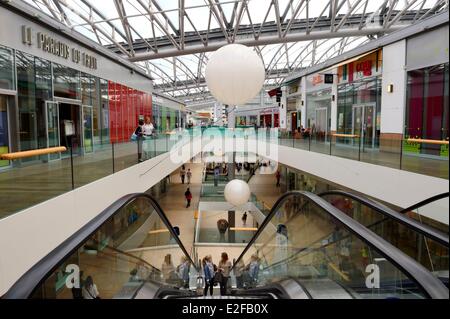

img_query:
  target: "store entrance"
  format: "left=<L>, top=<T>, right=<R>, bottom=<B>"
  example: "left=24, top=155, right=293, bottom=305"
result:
left=352, top=104, right=376, bottom=149
left=315, top=107, right=328, bottom=142
left=58, top=103, right=82, bottom=157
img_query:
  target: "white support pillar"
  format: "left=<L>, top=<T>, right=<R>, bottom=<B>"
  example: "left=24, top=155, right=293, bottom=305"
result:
left=330, top=73, right=338, bottom=133
left=380, top=40, right=407, bottom=152
left=300, top=77, right=307, bottom=128
left=280, top=86, right=288, bottom=129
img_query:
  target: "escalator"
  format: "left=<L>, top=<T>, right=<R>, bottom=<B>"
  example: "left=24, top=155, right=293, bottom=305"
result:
left=230, top=191, right=448, bottom=299
left=3, top=192, right=448, bottom=299
left=2, top=194, right=199, bottom=299
left=319, top=190, right=449, bottom=286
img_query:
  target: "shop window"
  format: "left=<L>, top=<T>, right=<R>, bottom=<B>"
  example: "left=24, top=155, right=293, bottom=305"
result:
left=16, top=51, right=37, bottom=157
left=0, top=45, right=15, bottom=91
left=53, top=63, right=80, bottom=100
left=406, top=63, right=449, bottom=156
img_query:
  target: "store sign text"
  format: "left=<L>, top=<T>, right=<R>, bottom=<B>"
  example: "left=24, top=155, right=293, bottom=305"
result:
left=21, top=26, right=98, bottom=70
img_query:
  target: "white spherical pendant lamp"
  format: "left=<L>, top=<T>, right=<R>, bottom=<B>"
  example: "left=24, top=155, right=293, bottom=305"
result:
left=224, top=179, right=251, bottom=207
left=205, top=44, right=265, bottom=106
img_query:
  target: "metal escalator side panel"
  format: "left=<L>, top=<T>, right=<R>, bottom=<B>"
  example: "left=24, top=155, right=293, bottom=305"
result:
left=295, top=278, right=354, bottom=299
left=319, top=190, right=449, bottom=246
left=3, top=193, right=198, bottom=299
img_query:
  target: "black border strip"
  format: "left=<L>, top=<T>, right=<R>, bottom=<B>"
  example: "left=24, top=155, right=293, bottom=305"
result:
left=2, top=193, right=198, bottom=299
left=319, top=190, right=449, bottom=246
left=231, top=191, right=448, bottom=299
left=400, top=192, right=449, bottom=215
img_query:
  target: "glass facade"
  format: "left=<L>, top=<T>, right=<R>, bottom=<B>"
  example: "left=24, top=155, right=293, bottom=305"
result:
left=0, top=44, right=184, bottom=167
left=152, top=98, right=181, bottom=133
left=405, top=63, right=449, bottom=157
left=53, top=63, right=80, bottom=100
left=306, top=88, right=331, bottom=140
left=337, top=77, right=382, bottom=147
left=16, top=51, right=52, bottom=160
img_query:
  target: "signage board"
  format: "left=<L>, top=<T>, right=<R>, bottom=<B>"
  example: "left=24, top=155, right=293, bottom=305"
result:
left=21, top=25, right=98, bottom=70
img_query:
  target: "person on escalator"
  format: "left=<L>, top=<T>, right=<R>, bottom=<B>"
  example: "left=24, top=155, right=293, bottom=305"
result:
left=247, top=254, right=260, bottom=288
left=177, top=256, right=191, bottom=289
left=202, top=255, right=215, bottom=296
left=218, top=252, right=232, bottom=295
left=162, top=254, right=176, bottom=283
left=82, top=276, right=100, bottom=299
left=71, top=271, right=84, bottom=299
left=234, top=259, right=245, bottom=289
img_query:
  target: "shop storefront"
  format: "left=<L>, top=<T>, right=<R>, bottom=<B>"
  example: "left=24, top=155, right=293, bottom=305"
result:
left=336, top=50, right=383, bottom=148
left=259, top=108, right=279, bottom=128
left=236, top=116, right=247, bottom=126
left=404, top=25, right=449, bottom=158
left=0, top=12, right=185, bottom=169
left=0, top=42, right=154, bottom=167
left=152, top=94, right=184, bottom=133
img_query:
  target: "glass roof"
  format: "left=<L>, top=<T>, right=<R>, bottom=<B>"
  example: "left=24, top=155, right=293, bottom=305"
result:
left=21, top=0, right=448, bottom=105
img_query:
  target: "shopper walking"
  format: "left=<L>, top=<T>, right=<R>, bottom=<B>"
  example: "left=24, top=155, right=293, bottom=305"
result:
left=134, top=119, right=144, bottom=162
left=276, top=170, right=281, bottom=187
left=242, top=211, right=248, bottom=226
left=185, top=188, right=192, bottom=208
left=186, top=168, right=192, bottom=184
left=180, top=165, right=186, bottom=184
left=218, top=252, right=232, bottom=296
left=214, top=165, right=220, bottom=187
left=202, top=255, right=215, bottom=296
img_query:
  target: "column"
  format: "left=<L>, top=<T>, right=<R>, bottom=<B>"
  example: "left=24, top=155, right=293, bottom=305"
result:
left=380, top=40, right=407, bottom=153
left=228, top=210, right=235, bottom=243
left=330, top=73, right=338, bottom=135
left=300, top=77, right=307, bottom=128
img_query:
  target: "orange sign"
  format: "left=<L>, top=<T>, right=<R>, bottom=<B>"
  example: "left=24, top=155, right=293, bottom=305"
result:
left=312, top=74, right=323, bottom=86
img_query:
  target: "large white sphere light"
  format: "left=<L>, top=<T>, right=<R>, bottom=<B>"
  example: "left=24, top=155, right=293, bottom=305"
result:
left=224, top=179, right=251, bottom=207
left=206, top=44, right=265, bottom=106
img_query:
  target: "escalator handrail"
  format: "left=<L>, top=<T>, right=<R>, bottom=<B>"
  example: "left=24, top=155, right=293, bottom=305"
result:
left=231, top=191, right=448, bottom=299
left=319, top=190, right=449, bottom=246
left=399, top=192, right=449, bottom=215
left=2, top=193, right=198, bottom=299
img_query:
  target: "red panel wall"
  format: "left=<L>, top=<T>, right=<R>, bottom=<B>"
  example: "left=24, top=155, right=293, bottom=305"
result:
left=108, top=81, right=117, bottom=143
left=108, top=81, right=152, bottom=144
left=407, top=71, right=424, bottom=138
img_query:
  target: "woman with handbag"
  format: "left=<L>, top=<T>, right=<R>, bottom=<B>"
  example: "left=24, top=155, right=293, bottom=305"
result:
left=218, top=252, right=232, bottom=296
